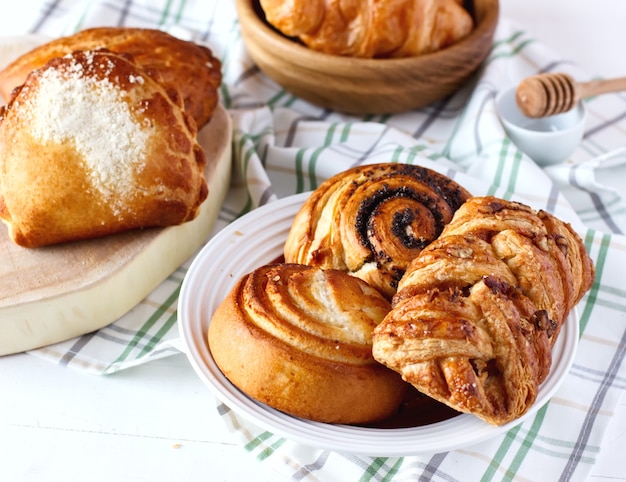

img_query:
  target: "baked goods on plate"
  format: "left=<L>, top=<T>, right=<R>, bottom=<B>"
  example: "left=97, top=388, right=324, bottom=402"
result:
left=188, top=164, right=593, bottom=431
left=178, top=189, right=582, bottom=455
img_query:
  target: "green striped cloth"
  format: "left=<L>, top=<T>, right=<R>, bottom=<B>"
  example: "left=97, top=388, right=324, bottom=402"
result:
left=3, top=1, right=624, bottom=480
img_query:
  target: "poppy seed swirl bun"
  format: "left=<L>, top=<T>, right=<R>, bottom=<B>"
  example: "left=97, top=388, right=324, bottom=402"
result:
left=284, top=163, right=471, bottom=298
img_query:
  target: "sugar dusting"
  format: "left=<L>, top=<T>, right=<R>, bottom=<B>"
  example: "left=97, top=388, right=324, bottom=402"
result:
left=25, top=52, right=150, bottom=214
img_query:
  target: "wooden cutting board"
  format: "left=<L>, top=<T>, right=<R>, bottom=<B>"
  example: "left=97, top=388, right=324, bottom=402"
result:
left=0, top=104, right=232, bottom=355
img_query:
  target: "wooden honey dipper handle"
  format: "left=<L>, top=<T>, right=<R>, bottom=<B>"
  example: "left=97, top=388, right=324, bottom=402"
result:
left=578, top=76, right=626, bottom=98
left=515, top=72, right=626, bottom=118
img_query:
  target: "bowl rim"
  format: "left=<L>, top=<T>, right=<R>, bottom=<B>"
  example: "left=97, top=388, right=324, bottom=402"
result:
left=236, top=0, right=500, bottom=72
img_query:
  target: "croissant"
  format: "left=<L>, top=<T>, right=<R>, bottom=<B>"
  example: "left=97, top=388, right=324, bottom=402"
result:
left=284, top=163, right=471, bottom=298
left=0, top=27, right=222, bottom=128
left=208, top=263, right=408, bottom=424
left=0, top=49, right=207, bottom=248
left=372, top=196, right=594, bottom=425
left=259, top=0, right=474, bottom=58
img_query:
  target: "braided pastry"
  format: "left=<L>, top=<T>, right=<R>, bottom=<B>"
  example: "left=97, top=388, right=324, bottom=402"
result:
left=284, top=163, right=471, bottom=298
left=208, top=263, right=407, bottom=424
left=259, top=0, right=474, bottom=58
left=372, top=196, right=594, bottom=425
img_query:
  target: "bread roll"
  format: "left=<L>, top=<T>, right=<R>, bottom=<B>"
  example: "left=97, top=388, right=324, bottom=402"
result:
left=0, top=48, right=207, bottom=248
left=208, top=263, right=408, bottom=424
left=259, top=0, right=474, bottom=58
left=0, top=27, right=221, bottom=128
left=373, top=196, right=594, bottom=425
left=284, top=163, right=471, bottom=298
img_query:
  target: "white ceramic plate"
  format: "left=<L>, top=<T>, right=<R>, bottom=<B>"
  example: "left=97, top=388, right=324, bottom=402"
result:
left=178, top=192, right=579, bottom=456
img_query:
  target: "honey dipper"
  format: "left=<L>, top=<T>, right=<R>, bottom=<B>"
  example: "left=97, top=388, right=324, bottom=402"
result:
left=515, top=72, right=626, bottom=118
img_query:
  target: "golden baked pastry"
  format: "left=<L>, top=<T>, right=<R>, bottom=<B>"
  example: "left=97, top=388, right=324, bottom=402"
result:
left=0, top=48, right=208, bottom=248
left=208, top=263, right=408, bottom=424
left=372, top=196, right=594, bottom=425
left=284, top=163, right=471, bottom=298
left=0, top=27, right=221, bottom=128
left=259, top=0, right=474, bottom=58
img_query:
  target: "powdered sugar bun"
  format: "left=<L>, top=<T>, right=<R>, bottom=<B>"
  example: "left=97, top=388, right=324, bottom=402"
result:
left=0, top=48, right=207, bottom=247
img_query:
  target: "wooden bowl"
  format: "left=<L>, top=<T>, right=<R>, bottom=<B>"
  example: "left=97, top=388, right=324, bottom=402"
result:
left=235, top=0, right=499, bottom=114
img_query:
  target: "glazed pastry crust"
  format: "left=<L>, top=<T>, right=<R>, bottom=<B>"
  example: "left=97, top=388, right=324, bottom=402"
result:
left=0, top=27, right=222, bottom=128
left=284, top=163, right=471, bottom=298
left=373, top=196, right=594, bottom=425
left=0, top=49, right=208, bottom=248
left=208, top=263, right=407, bottom=424
left=259, top=0, right=474, bottom=58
